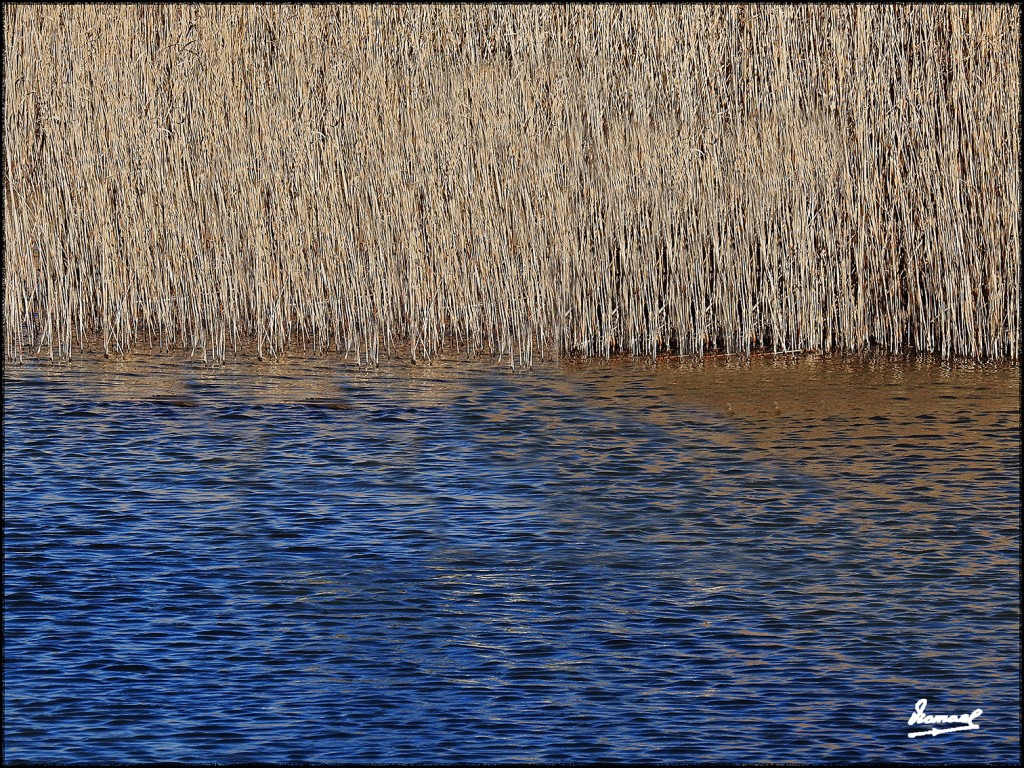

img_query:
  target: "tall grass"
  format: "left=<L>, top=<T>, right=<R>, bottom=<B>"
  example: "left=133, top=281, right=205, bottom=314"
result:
left=4, top=5, right=1019, bottom=365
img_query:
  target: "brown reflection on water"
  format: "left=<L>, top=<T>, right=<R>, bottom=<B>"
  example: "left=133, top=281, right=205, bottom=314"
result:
left=560, top=352, right=1019, bottom=476
left=555, top=353, right=1020, bottom=581
left=11, top=350, right=1018, bottom=491
left=10, top=349, right=1019, bottom=496
left=11, top=349, right=1018, bottom=454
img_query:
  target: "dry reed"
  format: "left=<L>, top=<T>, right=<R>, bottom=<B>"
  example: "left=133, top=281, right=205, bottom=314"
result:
left=4, top=5, right=1020, bottom=365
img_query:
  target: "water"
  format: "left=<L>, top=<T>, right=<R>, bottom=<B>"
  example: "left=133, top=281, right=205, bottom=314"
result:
left=3, top=352, right=1019, bottom=763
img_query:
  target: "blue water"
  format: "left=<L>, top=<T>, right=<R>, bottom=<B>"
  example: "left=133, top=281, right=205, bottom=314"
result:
left=3, top=353, right=1019, bottom=762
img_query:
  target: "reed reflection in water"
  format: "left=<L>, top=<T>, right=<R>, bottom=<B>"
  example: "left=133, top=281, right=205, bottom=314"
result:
left=2, top=353, right=1019, bottom=762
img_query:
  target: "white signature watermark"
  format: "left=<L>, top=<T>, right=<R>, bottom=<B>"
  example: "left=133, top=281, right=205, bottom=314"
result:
left=907, top=698, right=983, bottom=738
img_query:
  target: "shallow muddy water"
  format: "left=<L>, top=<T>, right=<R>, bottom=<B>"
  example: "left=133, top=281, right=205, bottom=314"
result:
left=3, top=352, right=1019, bottom=763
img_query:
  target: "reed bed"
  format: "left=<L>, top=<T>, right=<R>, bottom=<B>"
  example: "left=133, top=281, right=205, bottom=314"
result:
left=4, top=5, right=1019, bottom=365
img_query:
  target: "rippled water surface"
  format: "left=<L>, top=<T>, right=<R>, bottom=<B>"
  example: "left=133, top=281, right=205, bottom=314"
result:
left=4, top=352, right=1019, bottom=763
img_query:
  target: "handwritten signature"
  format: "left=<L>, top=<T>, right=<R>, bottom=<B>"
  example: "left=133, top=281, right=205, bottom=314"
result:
left=908, top=698, right=983, bottom=738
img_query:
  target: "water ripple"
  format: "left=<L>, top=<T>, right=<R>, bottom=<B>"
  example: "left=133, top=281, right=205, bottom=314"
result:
left=3, top=354, right=1019, bottom=763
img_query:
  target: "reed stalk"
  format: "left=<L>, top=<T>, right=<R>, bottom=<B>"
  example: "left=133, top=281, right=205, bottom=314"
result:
left=4, top=4, right=1019, bottom=364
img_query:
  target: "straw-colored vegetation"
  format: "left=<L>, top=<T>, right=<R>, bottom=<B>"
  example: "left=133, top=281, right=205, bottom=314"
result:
left=4, top=5, right=1019, bottom=365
